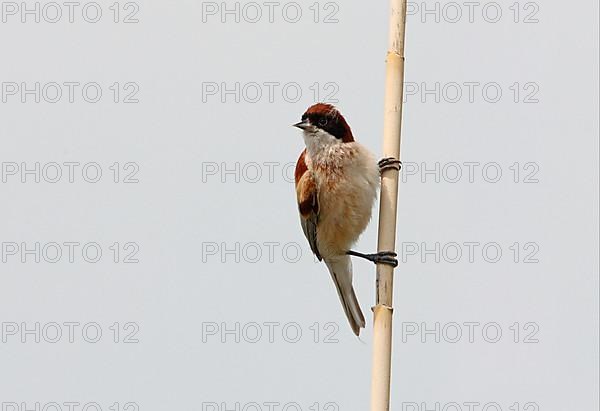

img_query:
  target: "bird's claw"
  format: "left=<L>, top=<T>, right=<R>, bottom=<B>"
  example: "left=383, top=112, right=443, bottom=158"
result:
left=371, top=251, right=399, bottom=267
left=346, top=250, right=398, bottom=268
left=378, top=157, right=402, bottom=173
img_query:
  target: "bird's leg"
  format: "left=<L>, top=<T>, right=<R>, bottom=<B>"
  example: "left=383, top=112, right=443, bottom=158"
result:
left=346, top=250, right=398, bottom=267
left=378, top=157, right=402, bottom=174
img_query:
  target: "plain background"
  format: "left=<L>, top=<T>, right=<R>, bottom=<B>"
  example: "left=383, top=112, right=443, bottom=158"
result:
left=0, top=0, right=598, bottom=410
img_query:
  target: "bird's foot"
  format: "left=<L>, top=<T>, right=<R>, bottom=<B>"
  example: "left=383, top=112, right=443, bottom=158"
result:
left=378, top=157, right=402, bottom=174
left=346, top=250, right=398, bottom=267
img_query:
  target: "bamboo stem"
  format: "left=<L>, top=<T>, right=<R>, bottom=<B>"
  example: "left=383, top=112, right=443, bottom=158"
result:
left=370, top=0, right=407, bottom=410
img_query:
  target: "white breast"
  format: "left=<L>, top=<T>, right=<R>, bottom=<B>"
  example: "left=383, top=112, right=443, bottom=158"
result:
left=307, top=143, right=379, bottom=258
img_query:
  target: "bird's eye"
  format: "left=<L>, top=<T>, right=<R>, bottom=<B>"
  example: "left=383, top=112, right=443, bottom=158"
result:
left=318, top=118, right=328, bottom=126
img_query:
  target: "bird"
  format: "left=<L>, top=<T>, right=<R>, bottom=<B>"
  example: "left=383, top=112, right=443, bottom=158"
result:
left=292, top=103, right=400, bottom=336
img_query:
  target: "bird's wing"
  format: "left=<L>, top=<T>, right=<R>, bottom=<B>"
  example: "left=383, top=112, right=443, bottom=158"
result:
left=295, top=149, right=322, bottom=261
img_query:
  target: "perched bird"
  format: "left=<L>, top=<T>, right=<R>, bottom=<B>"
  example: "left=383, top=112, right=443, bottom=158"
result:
left=293, top=103, right=400, bottom=336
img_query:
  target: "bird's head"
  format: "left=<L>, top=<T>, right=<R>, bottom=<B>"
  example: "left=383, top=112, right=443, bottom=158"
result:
left=293, top=103, right=355, bottom=154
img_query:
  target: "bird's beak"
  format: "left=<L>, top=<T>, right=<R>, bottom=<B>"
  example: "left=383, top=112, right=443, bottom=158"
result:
left=293, top=119, right=310, bottom=130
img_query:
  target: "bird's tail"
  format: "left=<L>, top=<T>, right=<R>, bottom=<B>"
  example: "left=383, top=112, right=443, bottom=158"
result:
left=325, top=255, right=365, bottom=336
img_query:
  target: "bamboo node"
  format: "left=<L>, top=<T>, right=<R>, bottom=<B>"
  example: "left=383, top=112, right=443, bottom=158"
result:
left=371, top=304, right=394, bottom=313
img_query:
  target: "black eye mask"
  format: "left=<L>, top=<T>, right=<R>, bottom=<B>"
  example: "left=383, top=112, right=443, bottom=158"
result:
left=307, top=113, right=345, bottom=140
